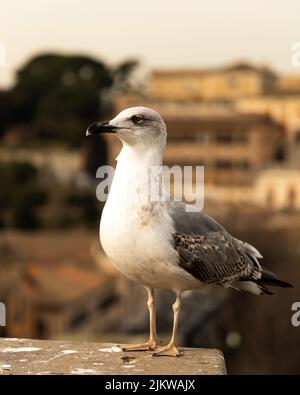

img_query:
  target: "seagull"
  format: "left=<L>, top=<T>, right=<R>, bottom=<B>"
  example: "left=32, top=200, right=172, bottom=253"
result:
left=86, top=106, right=292, bottom=357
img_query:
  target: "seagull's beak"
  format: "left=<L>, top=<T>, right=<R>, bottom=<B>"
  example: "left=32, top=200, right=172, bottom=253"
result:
left=86, top=121, right=121, bottom=136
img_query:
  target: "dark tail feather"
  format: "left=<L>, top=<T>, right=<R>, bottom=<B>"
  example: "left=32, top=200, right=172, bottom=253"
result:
left=258, top=284, right=275, bottom=295
left=234, top=269, right=293, bottom=296
left=258, top=269, right=293, bottom=289
left=233, top=280, right=274, bottom=295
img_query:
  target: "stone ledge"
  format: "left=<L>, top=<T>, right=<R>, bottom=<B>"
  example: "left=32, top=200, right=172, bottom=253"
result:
left=0, top=338, right=226, bottom=375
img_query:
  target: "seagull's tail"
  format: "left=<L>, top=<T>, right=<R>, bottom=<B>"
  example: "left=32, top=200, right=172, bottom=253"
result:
left=232, top=269, right=293, bottom=296
left=257, top=269, right=293, bottom=289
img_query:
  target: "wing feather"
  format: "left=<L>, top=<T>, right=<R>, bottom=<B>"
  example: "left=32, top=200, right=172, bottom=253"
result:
left=168, top=201, right=262, bottom=286
left=173, top=232, right=261, bottom=286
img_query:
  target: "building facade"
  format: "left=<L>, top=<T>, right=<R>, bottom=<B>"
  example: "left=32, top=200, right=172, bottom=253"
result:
left=111, top=62, right=300, bottom=211
left=150, top=63, right=277, bottom=101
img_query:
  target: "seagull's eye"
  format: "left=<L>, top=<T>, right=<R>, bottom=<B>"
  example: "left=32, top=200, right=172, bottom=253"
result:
left=131, top=115, right=143, bottom=124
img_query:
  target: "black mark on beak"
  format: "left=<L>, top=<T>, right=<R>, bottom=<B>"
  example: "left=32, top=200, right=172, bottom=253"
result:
left=86, top=121, right=120, bottom=136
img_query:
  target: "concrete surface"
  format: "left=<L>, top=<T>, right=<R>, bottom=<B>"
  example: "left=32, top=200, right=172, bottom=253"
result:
left=0, top=337, right=226, bottom=375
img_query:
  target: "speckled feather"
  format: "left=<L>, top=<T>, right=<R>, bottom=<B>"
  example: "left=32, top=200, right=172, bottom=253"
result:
left=168, top=201, right=262, bottom=287
left=172, top=231, right=261, bottom=287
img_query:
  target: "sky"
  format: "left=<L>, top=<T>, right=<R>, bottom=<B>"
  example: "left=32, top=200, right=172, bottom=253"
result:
left=0, top=0, right=300, bottom=88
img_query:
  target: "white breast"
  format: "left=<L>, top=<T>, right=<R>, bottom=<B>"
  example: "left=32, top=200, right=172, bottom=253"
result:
left=99, top=146, right=202, bottom=292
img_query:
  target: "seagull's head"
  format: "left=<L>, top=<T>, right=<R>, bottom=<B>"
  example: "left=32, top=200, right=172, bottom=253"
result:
left=86, top=107, right=167, bottom=151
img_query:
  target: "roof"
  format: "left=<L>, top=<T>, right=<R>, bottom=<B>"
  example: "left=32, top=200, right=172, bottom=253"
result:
left=22, top=263, right=108, bottom=307
left=152, top=62, right=277, bottom=78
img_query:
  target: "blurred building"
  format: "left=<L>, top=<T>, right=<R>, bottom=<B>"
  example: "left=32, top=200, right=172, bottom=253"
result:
left=110, top=62, right=300, bottom=210
left=236, top=95, right=300, bottom=142
left=254, top=168, right=300, bottom=210
left=150, top=63, right=277, bottom=101
left=164, top=113, right=282, bottom=186
left=4, top=263, right=121, bottom=339
left=0, top=147, right=83, bottom=184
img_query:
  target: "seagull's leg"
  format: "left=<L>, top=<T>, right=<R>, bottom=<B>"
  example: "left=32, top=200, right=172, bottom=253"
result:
left=147, top=286, right=159, bottom=346
left=152, top=292, right=182, bottom=357
left=119, top=286, right=159, bottom=351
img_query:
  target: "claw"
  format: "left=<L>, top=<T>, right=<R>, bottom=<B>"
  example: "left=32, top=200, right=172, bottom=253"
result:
left=152, top=344, right=183, bottom=357
left=118, top=340, right=159, bottom=352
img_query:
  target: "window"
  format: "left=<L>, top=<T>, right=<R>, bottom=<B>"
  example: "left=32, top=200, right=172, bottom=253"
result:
left=168, top=132, right=205, bottom=143
left=240, top=160, right=251, bottom=170
left=215, top=160, right=251, bottom=170
left=168, top=134, right=194, bottom=142
left=234, top=133, right=249, bottom=144
left=215, top=131, right=248, bottom=144
left=215, top=132, right=233, bottom=144
left=215, top=160, right=232, bottom=169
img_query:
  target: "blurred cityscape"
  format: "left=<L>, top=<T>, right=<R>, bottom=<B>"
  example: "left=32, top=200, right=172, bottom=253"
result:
left=0, top=54, right=300, bottom=373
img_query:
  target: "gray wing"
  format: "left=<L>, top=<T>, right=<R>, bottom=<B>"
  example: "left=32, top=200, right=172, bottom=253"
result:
left=168, top=201, right=262, bottom=287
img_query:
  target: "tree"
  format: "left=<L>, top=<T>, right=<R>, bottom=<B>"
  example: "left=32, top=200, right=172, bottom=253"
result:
left=11, top=54, right=113, bottom=121
left=0, top=91, right=14, bottom=137
left=6, top=53, right=138, bottom=145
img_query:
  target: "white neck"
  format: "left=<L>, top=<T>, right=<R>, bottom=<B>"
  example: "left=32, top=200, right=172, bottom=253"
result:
left=116, top=141, right=164, bottom=167
left=107, top=142, right=168, bottom=210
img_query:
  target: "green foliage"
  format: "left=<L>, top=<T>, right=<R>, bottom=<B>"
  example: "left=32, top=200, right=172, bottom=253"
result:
left=0, top=161, right=102, bottom=229
left=2, top=53, right=138, bottom=146
left=11, top=54, right=113, bottom=122
left=112, top=59, right=139, bottom=93
left=0, top=91, right=14, bottom=136
left=0, top=162, right=47, bottom=229
left=30, top=118, right=87, bottom=147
